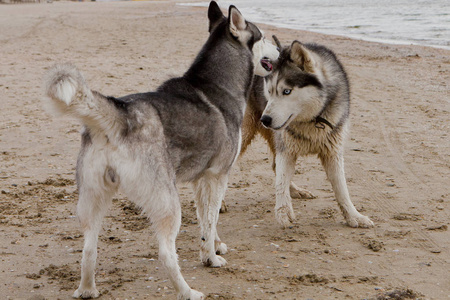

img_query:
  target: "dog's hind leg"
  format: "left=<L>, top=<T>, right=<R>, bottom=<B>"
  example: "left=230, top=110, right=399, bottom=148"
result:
left=119, top=153, right=204, bottom=300
left=121, top=170, right=204, bottom=300
left=193, top=172, right=228, bottom=267
left=151, top=191, right=205, bottom=300
left=274, top=150, right=297, bottom=228
left=73, top=150, right=117, bottom=298
left=319, top=151, right=374, bottom=228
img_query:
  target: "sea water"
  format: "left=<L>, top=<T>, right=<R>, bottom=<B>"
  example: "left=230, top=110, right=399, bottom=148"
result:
left=179, top=0, right=450, bottom=50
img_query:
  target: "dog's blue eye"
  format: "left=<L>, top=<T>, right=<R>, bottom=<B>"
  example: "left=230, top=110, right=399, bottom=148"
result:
left=283, top=89, right=292, bottom=95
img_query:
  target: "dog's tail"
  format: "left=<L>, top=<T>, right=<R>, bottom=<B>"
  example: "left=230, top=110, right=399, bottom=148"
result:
left=45, top=63, right=125, bottom=133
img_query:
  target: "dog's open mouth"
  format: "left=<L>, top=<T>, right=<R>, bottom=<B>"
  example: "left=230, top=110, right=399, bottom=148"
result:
left=260, top=57, right=273, bottom=72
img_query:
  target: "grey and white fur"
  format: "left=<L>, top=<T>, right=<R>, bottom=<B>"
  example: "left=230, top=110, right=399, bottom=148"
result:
left=44, top=2, right=277, bottom=299
left=241, top=39, right=374, bottom=229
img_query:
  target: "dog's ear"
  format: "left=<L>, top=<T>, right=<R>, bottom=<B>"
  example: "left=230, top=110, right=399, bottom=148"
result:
left=272, top=35, right=282, bottom=50
left=208, top=1, right=224, bottom=33
left=290, top=41, right=316, bottom=73
left=228, top=5, right=246, bottom=39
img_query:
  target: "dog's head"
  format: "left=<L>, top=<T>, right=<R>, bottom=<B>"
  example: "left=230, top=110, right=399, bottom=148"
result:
left=261, top=40, right=324, bottom=130
left=252, top=35, right=279, bottom=77
left=208, top=1, right=278, bottom=76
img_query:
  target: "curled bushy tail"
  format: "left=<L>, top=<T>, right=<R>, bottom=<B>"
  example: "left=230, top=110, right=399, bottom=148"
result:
left=45, top=63, right=124, bottom=132
left=45, top=63, right=93, bottom=114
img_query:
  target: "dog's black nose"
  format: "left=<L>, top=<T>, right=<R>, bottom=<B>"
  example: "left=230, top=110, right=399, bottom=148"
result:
left=260, top=115, right=272, bottom=128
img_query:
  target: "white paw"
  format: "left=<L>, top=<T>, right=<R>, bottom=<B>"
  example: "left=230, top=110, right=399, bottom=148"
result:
left=290, top=183, right=316, bottom=199
left=215, top=241, right=228, bottom=255
left=189, top=289, right=205, bottom=300
left=73, top=287, right=100, bottom=299
left=203, top=254, right=227, bottom=267
left=346, top=213, right=374, bottom=228
left=275, top=205, right=295, bottom=228
left=177, top=289, right=205, bottom=300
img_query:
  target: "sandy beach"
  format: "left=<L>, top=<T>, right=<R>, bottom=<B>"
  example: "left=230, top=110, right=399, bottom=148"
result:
left=0, top=1, right=449, bottom=299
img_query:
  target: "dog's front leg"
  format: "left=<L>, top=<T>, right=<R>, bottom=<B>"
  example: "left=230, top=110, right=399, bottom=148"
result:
left=193, top=173, right=228, bottom=267
left=270, top=147, right=315, bottom=200
left=274, top=150, right=297, bottom=228
left=320, top=151, right=374, bottom=228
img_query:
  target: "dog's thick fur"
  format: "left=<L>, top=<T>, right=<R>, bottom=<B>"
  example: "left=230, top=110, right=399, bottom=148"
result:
left=241, top=39, right=374, bottom=228
left=44, top=2, right=277, bottom=299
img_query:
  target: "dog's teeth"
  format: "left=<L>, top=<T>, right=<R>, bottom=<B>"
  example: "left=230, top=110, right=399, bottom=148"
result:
left=260, top=59, right=273, bottom=72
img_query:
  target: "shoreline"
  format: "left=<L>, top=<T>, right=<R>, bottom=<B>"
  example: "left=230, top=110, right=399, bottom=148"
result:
left=177, top=1, right=450, bottom=51
left=0, top=1, right=449, bottom=299
left=265, top=24, right=450, bottom=51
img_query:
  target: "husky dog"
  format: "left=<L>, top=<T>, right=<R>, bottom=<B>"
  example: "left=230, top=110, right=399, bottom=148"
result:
left=241, top=38, right=374, bottom=229
left=44, top=2, right=277, bottom=299
left=208, top=3, right=278, bottom=79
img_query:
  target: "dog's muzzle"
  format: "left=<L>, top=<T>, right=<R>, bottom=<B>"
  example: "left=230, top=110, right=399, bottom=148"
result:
left=260, top=115, right=272, bottom=128
left=260, top=57, right=273, bottom=72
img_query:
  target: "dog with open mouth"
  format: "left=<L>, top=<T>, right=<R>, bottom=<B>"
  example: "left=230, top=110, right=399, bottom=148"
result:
left=252, top=36, right=278, bottom=76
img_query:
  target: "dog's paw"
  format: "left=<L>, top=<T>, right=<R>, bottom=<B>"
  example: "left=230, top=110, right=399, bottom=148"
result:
left=290, top=183, right=316, bottom=199
left=73, top=287, right=100, bottom=299
left=177, top=289, right=205, bottom=300
left=219, top=201, right=228, bottom=213
left=275, top=205, right=296, bottom=228
left=346, top=213, right=374, bottom=228
left=215, top=241, right=228, bottom=255
left=203, top=254, right=227, bottom=268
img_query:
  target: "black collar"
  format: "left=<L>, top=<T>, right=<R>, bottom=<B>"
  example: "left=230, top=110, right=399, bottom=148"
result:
left=285, top=116, right=334, bottom=141
left=314, top=116, right=334, bottom=130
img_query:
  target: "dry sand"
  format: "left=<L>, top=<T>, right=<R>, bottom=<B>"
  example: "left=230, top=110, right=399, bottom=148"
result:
left=0, top=1, right=449, bottom=299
